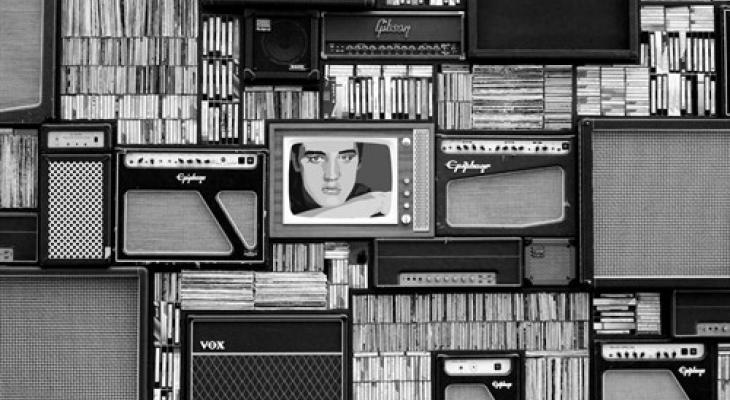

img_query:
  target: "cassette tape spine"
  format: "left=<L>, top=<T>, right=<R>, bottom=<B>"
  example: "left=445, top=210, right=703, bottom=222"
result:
left=59, top=0, right=199, bottom=145
left=524, top=351, right=589, bottom=400
left=152, top=272, right=182, bottom=400
left=719, top=344, right=730, bottom=400
left=592, top=292, right=661, bottom=336
left=241, top=85, right=319, bottom=145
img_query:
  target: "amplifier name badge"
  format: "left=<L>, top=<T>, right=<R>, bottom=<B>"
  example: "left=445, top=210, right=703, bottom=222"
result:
left=492, top=381, right=512, bottom=390
left=375, top=18, right=411, bottom=39
left=200, top=340, right=226, bottom=350
left=678, top=366, right=706, bottom=377
left=177, top=173, right=206, bottom=184
left=446, top=160, right=492, bottom=174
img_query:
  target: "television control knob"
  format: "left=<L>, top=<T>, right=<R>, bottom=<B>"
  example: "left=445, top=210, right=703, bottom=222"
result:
left=401, top=214, right=412, bottom=225
left=401, top=138, right=411, bottom=146
left=403, top=202, right=410, bottom=209
left=403, top=190, right=411, bottom=198
left=403, top=178, right=411, bottom=185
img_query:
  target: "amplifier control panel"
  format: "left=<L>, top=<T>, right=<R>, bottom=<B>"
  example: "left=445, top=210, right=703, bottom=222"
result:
left=399, top=272, right=497, bottom=286
left=444, top=358, right=512, bottom=376
left=325, top=42, right=462, bottom=58
left=602, top=344, right=705, bottom=361
left=697, top=322, right=730, bottom=336
left=441, top=139, right=571, bottom=155
left=123, top=152, right=259, bottom=169
left=46, top=130, right=105, bottom=149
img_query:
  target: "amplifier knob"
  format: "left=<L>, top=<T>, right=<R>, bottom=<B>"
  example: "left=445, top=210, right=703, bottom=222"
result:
left=401, top=214, right=412, bottom=225
left=369, top=45, right=376, bottom=52
left=408, top=45, right=416, bottom=52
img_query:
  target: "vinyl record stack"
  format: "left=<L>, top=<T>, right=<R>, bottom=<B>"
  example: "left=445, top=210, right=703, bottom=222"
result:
left=254, top=272, right=328, bottom=309
left=592, top=293, right=661, bottom=336
left=0, top=128, right=37, bottom=208
left=180, top=270, right=255, bottom=310
left=153, top=272, right=182, bottom=400
left=59, top=0, right=199, bottom=144
left=242, top=85, right=319, bottom=145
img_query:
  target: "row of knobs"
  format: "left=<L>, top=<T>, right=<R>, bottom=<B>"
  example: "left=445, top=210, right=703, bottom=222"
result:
left=608, top=348, right=697, bottom=359
left=340, top=43, right=457, bottom=54
left=444, top=144, right=561, bottom=152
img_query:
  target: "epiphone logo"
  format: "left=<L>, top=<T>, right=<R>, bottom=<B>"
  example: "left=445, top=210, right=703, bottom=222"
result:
left=492, top=381, right=513, bottom=390
left=200, top=340, right=226, bottom=351
left=446, top=160, right=492, bottom=174
left=678, top=366, right=706, bottom=377
left=374, top=18, right=411, bottom=39
left=177, top=173, right=206, bottom=184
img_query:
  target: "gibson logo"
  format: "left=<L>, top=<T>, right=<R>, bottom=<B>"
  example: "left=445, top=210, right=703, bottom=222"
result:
left=492, top=381, right=513, bottom=390
left=200, top=340, right=226, bottom=351
left=177, top=173, right=206, bottom=184
left=678, top=366, right=706, bottom=377
left=374, top=18, right=411, bottom=39
left=446, top=160, right=492, bottom=174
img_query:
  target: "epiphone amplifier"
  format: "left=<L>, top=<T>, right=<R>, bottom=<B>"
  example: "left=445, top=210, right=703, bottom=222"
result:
left=0, top=267, right=148, bottom=400
left=673, top=291, right=730, bottom=337
left=187, top=313, right=348, bottom=400
left=244, top=10, right=320, bottom=81
left=595, top=341, right=713, bottom=400
left=40, top=123, right=113, bottom=265
left=116, top=149, right=265, bottom=264
left=582, top=119, right=730, bottom=287
left=434, top=352, right=521, bottom=400
left=375, top=238, right=522, bottom=288
left=436, top=134, right=576, bottom=237
left=0, top=212, right=37, bottom=263
left=321, top=11, right=465, bottom=60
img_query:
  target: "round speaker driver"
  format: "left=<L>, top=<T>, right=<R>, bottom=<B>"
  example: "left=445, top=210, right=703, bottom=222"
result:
left=260, top=19, right=308, bottom=66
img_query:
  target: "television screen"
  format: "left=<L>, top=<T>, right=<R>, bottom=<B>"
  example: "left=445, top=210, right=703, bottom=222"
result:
left=468, top=0, right=638, bottom=61
left=284, top=136, right=398, bottom=224
left=269, top=121, right=434, bottom=238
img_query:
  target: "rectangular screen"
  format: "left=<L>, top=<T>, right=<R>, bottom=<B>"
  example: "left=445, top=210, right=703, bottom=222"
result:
left=269, top=121, right=434, bottom=238
left=468, top=0, right=638, bottom=61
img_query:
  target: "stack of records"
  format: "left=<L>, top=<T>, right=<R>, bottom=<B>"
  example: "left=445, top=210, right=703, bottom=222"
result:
left=592, top=292, right=661, bottom=335
left=689, top=5, right=714, bottom=32
left=577, top=66, right=601, bottom=115
left=641, top=6, right=665, bottom=31
left=180, top=270, right=254, bottom=310
left=600, top=67, right=626, bottom=116
left=472, top=65, right=544, bottom=130
left=543, top=66, right=573, bottom=130
left=625, top=67, right=650, bottom=116
left=272, top=242, right=325, bottom=272
left=326, top=243, right=350, bottom=309
left=254, top=272, right=327, bottom=309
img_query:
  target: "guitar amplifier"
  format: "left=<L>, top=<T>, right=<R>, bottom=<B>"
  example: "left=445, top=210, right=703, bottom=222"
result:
left=39, top=123, right=113, bottom=265
left=434, top=352, right=522, bottom=400
left=187, top=313, right=349, bottom=400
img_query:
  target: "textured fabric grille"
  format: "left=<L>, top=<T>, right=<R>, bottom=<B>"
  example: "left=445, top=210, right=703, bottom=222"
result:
left=216, top=191, right=257, bottom=250
left=602, top=370, right=689, bottom=400
left=445, top=384, right=495, bottom=400
left=192, top=355, right=342, bottom=400
left=592, top=130, right=730, bottom=278
left=0, top=274, right=140, bottom=400
left=447, top=166, right=564, bottom=227
left=47, top=160, right=105, bottom=259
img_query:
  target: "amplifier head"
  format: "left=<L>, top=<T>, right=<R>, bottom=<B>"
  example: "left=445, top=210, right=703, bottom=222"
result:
left=269, top=121, right=434, bottom=238
left=187, top=312, right=349, bottom=400
left=581, top=119, right=730, bottom=287
left=436, top=134, right=576, bottom=238
left=0, top=267, right=148, bottom=400
left=244, top=10, right=320, bottom=81
left=40, top=123, right=113, bottom=266
left=116, top=149, right=266, bottom=265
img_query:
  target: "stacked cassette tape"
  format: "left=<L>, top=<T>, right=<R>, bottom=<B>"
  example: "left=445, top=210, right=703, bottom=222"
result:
left=593, top=293, right=662, bottom=336
left=153, top=273, right=182, bottom=400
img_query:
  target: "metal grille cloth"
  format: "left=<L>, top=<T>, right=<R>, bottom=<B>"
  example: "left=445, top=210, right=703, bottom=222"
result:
left=592, top=129, right=730, bottom=278
left=0, top=274, right=140, bottom=400
left=47, top=160, right=104, bottom=259
left=192, top=354, right=342, bottom=400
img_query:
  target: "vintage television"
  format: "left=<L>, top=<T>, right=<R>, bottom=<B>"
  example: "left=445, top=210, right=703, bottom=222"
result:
left=187, top=312, right=349, bottom=400
left=0, top=0, right=55, bottom=123
left=0, top=267, right=148, bottom=400
left=433, top=352, right=522, bottom=400
left=467, top=0, right=639, bottom=61
left=268, top=121, right=434, bottom=238
left=115, top=149, right=265, bottom=264
left=595, top=341, right=714, bottom=400
left=581, top=119, right=730, bottom=287
left=673, top=290, right=730, bottom=338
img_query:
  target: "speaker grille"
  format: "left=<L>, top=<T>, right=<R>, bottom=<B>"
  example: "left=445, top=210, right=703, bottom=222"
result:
left=47, top=160, right=105, bottom=259
left=445, top=384, right=495, bottom=400
left=216, top=191, right=257, bottom=250
left=413, top=128, right=431, bottom=232
left=192, top=355, right=342, bottom=400
left=447, top=166, right=564, bottom=227
left=602, top=370, right=688, bottom=400
left=592, top=129, right=730, bottom=279
left=0, top=0, right=43, bottom=112
left=0, top=273, right=140, bottom=400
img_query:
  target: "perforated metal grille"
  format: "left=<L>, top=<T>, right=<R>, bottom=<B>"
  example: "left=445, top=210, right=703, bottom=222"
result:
left=413, top=129, right=431, bottom=232
left=0, top=274, right=140, bottom=400
left=192, top=355, right=343, bottom=400
left=47, top=160, right=104, bottom=259
left=592, top=129, right=730, bottom=278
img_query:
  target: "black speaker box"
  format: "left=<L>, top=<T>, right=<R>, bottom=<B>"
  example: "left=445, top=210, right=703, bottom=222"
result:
left=244, top=10, right=320, bottom=81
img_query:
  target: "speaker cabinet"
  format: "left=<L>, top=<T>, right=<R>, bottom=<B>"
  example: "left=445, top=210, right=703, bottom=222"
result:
left=187, top=312, right=349, bottom=400
left=0, top=267, right=148, bottom=400
left=40, top=123, right=113, bottom=266
left=244, top=10, right=320, bottom=81
left=434, top=352, right=522, bottom=400
left=581, top=119, right=730, bottom=287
